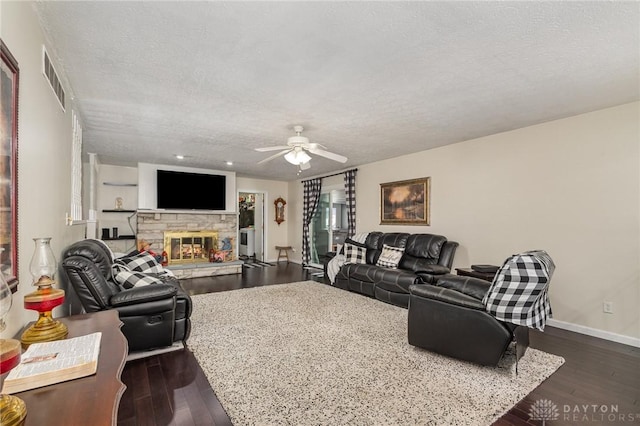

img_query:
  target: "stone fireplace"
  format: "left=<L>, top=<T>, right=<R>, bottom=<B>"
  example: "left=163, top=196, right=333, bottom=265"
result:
left=136, top=212, right=241, bottom=277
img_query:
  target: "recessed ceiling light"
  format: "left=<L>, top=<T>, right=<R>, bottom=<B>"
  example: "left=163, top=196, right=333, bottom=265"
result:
left=175, top=155, right=184, bottom=160
left=226, top=161, right=233, bottom=166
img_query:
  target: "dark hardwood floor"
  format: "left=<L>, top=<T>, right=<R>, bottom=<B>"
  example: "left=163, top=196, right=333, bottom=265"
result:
left=118, top=263, right=640, bottom=425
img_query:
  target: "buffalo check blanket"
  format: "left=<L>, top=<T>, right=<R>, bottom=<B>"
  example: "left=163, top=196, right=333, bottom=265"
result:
left=327, top=232, right=369, bottom=284
left=483, top=250, right=555, bottom=331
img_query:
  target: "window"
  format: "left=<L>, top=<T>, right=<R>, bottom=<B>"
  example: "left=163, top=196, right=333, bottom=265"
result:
left=69, top=110, right=83, bottom=223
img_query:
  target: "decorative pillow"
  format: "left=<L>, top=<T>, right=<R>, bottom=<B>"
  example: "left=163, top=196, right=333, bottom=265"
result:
left=344, top=243, right=367, bottom=264
left=116, top=251, right=164, bottom=274
left=114, top=269, right=163, bottom=289
left=376, top=244, right=405, bottom=269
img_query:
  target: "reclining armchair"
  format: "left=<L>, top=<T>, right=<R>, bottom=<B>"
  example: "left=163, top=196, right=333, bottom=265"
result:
left=61, top=240, right=192, bottom=352
left=408, top=250, right=554, bottom=366
left=408, top=275, right=520, bottom=366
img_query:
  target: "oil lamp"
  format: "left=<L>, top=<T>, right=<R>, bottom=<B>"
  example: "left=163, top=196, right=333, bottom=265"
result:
left=0, top=270, right=27, bottom=425
left=20, top=238, right=68, bottom=349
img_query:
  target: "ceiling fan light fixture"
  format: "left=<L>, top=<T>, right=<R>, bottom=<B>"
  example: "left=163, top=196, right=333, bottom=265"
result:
left=256, top=124, right=345, bottom=169
left=284, top=149, right=311, bottom=165
left=284, top=151, right=298, bottom=164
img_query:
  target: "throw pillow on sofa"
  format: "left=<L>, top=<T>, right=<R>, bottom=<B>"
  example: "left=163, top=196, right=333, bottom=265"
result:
left=344, top=243, right=367, bottom=264
left=376, top=244, right=405, bottom=269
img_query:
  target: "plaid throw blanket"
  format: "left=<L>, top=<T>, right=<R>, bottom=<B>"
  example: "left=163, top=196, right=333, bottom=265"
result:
left=483, top=250, right=556, bottom=331
left=327, top=232, right=369, bottom=284
left=112, top=251, right=175, bottom=288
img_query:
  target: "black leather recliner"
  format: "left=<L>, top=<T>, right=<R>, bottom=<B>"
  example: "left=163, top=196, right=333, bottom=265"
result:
left=407, top=274, right=527, bottom=366
left=61, top=240, right=192, bottom=352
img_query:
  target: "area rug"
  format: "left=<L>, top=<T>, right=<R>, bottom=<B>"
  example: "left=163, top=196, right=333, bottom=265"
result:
left=188, top=281, right=564, bottom=425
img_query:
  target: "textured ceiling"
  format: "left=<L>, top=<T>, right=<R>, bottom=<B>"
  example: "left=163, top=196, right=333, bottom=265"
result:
left=34, top=1, right=639, bottom=181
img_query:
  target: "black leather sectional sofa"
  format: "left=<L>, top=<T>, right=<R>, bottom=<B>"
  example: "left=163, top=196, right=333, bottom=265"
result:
left=325, top=232, right=458, bottom=308
left=324, top=233, right=531, bottom=366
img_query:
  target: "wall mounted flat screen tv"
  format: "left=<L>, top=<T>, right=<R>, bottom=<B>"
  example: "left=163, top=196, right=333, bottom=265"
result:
left=157, top=170, right=226, bottom=210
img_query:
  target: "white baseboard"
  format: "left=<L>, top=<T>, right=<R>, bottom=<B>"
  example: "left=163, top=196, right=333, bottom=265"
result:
left=547, top=318, right=640, bottom=348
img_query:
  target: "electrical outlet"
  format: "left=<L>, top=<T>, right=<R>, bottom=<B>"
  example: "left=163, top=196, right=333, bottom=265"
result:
left=603, top=301, right=614, bottom=314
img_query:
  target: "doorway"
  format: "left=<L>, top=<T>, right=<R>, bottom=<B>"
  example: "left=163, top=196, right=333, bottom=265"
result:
left=309, top=187, right=348, bottom=268
left=238, top=191, right=265, bottom=261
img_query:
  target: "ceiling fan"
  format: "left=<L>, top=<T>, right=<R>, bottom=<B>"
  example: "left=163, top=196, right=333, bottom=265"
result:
left=255, top=125, right=347, bottom=171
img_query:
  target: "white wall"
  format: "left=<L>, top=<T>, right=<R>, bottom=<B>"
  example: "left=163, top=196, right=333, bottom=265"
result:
left=237, top=177, right=289, bottom=262
left=289, top=102, right=640, bottom=341
left=1, top=2, right=86, bottom=338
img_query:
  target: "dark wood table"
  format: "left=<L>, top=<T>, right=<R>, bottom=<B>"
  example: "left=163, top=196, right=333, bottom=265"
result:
left=455, top=267, right=497, bottom=282
left=14, top=310, right=127, bottom=426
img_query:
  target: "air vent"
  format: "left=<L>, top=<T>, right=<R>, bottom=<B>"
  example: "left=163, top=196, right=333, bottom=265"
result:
left=42, top=46, right=65, bottom=111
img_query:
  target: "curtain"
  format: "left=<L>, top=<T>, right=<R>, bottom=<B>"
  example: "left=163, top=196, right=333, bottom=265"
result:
left=302, top=178, right=322, bottom=265
left=343, top=169, right=357, bottom=237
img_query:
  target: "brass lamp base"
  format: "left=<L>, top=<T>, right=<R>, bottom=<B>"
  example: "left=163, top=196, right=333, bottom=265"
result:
left=20, top=315, right=68, bottom=349
left=21, top=287, right=68, bottom=349
left=0, top=394, right=27, bottom=426
left=1, top=339, right=27, bottom=426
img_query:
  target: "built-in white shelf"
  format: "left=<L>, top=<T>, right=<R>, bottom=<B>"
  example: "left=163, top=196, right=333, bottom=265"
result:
left=102, top=182, right=137, bottom=187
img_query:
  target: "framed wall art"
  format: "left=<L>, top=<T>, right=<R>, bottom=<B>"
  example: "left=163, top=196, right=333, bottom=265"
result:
left=380, top=177, right=430, bottom=225
left=1, top=40, right=19, bottom=291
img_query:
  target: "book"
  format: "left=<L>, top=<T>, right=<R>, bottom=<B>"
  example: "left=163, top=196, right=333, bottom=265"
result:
left=2, top=332, right=101, bottom=394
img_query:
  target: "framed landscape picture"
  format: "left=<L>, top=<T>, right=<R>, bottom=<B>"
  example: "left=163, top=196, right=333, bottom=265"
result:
left=1, top=40, right=19, bottom=290
left=380, top=177, right=430, bottom=225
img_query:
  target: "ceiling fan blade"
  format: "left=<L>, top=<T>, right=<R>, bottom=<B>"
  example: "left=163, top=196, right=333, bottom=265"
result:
left=309, top=142, right=327, bottom=150
left=307, top=147, right=347, bottom=163
left=257, top=149, right=291, bottom=164
left=300, top=161, right=311, bottom=170
left=255, top=146, right=290, bottom=152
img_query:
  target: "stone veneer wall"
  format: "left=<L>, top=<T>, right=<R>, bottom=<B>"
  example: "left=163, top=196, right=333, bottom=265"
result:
left=136, top=212, right=238, bottom=257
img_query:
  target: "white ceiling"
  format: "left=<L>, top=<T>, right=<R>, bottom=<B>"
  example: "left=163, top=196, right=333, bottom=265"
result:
left=34, top=1, right=639, bottom=181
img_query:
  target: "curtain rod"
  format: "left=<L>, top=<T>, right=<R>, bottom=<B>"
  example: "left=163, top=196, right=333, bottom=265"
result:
left=300, top=168, right=358, bottom=184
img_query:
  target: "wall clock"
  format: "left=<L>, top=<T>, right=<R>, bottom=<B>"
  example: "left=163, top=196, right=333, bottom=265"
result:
left=274, top=197, right=286, bottom=225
